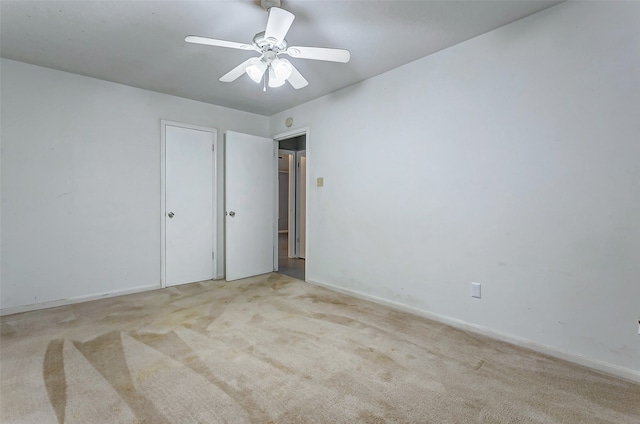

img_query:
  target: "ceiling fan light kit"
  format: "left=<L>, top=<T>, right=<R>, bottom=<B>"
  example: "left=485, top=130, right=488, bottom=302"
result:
left=272, top=58, right=292, bottom=80
left=268, top=68, right=286, bottom=88
left=246, top=58, right=268, bottom=83
left=185, top=4, right=350, bottom=91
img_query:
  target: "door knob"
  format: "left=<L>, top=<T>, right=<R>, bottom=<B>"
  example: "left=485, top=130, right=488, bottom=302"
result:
left=229, top=211, right=236, bottom=217
left=168, top=212, right=174, bottom=218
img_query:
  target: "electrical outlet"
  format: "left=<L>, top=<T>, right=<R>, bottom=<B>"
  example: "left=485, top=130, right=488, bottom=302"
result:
left=471, top=282, right=481, bottom=299
left=317, top=177, right=324, bottom=187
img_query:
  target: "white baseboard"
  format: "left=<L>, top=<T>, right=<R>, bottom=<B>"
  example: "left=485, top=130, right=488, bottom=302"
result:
left=307, top=279, right=640, bottom=384
left=0, top=283, right=161, bottom=316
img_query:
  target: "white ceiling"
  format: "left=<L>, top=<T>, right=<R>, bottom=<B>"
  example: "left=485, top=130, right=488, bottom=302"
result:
left=0, top=0, right=562, bottom=116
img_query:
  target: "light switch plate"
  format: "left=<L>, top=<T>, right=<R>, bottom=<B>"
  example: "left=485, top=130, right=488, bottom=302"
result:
left=317, top=177, right=324, bottom=187
left=471, top=282, right=481, bottom=299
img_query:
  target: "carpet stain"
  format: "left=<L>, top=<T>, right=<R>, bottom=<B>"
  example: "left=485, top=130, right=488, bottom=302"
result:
left=268, top=273, right=293, bottom=290
left=384, top=310, right=414, bottom=332
left=43, top=339, right=66, bottom=424
left=298, top=293, right=351, bottom=306
left=248, top=313, right=264, bottom=324
left=73, top=331, right=171, bottom=424
left=355, top=347, right=397, bottom=367
left=0, top=322, right=17, bottom=338
left=357, top=410, right=386, bottom=423
left=381, top=370, right=393, bottom=382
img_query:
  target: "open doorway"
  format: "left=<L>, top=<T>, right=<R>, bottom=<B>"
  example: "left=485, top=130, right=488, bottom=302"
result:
left=277, top=134, right=306, bottom=280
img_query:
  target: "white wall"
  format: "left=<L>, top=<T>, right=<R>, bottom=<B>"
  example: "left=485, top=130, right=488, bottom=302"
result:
left=1, top=59, right=269, bottom=311
left=270, top=2, right=640, bottom=380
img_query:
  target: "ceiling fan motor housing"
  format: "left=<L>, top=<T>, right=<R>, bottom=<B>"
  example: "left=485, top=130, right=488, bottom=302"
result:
left=253, top=31, right=287, bottom=54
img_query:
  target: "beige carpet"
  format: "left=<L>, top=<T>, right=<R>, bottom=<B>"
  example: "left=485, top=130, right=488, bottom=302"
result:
left=1, top=273, right=638, bottom=423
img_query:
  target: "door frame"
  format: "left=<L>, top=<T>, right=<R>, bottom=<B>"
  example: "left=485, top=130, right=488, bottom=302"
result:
left=273, top=126, right=310, bottom=281
left=160, top=120, right=218, bottom=288
left=278, top=149, right=297, bottom=258
left=295, top=150, right=307, bottom=259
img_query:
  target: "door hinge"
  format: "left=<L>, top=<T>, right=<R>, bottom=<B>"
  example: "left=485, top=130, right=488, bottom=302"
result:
left=212, top=252, right=215, bottom=260
left=212, top=144, right=215, bottom=151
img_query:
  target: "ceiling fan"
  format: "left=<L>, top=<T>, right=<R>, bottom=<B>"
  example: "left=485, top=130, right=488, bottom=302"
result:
left=185, top=0, right=350, bottom=90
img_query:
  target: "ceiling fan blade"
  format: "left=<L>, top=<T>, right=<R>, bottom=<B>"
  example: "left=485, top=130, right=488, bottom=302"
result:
left=285, top=46, right=350, bottom=63
left=185, top=35, right=255, bottom=51
left=286, top=61, right=308, bottom=89
left=264, top=7, right=295, bottom=44
left=219, top=58, right=258, bottom=82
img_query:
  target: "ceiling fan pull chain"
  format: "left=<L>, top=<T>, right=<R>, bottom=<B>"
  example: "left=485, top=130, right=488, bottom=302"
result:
left=263, top=72, right=267, bottom=92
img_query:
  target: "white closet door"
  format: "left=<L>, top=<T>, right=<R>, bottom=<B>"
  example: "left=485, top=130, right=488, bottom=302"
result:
left=165, top=124, right=216, bottom=286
